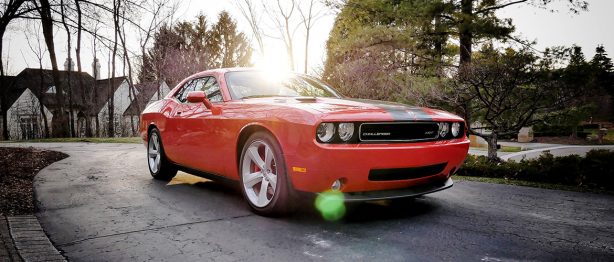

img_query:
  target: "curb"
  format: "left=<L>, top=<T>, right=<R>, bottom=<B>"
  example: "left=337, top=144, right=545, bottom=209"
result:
left=6, top=215, right=66, bottom=262
left=501, top=145, right=614, bottom=161
left=1, top=216, right=21, bottom=261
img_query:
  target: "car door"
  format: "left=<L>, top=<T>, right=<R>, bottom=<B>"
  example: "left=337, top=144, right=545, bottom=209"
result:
left=175, top=76, right=228, bottom=175
left=163, top=79, right=198, bottom=164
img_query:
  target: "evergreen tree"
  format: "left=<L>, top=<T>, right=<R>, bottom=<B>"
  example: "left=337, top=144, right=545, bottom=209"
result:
left=590, top=45, right=614, bottom=119
left=591, top=45, right=613, bottom=73
left=211, top=12, right=252, bottom=68
left=141, top=12, right=253, bottom=86
left=323, top=0, right=588, bottom=102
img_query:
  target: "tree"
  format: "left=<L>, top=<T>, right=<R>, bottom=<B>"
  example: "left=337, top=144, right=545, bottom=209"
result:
left=60, top=0, right=76, bottom=137
left=211, top=11, right=252, bottom=68
left=0, top=0, right=31, bottom=140
left=297, top=0, right=326, bottom=74
left=323, top=0, right=589, bottom=108
left=450, top=46, right=578, bottom=161
left=590, top=45, right=614, bottom=120
left=323, top=0, right=455, bottom=100
left=23, top=21, right=49, bottom=138
left=74, top=0, right=94, bottom=137
left=234, top=0, right=265, bottom=56
left=264, top=0, right=298, bottom=71
left=107, top=0, right=120, bottom=137
left=37, top=0, right=71, bottom=138
left=142, top=12, right=253, bottom=86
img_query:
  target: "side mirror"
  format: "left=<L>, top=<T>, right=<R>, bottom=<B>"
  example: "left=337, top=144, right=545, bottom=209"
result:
left=186, top=91, right=214, bottom=109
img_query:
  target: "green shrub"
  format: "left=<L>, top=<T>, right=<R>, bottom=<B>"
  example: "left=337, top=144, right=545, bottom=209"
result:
left=458, top=149, right=614, bottom=191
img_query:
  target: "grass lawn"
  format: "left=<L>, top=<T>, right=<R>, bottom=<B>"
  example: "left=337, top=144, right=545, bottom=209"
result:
left=454, top=175, right=613, bottom=195
left=586, top=128, right=614, bottom=141
left=470, top=146, right=522, bottom=153
left=3, top=137, right=143, bottom=144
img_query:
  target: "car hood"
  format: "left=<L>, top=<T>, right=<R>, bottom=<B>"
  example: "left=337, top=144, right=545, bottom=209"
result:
left=241, top=97, right=463, bottom=122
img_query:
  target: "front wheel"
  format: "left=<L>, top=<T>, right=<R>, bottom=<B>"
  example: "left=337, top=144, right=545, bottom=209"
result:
left=148, top=128, right=177, bottom=180
left=239, top=132, right=293, bottom=216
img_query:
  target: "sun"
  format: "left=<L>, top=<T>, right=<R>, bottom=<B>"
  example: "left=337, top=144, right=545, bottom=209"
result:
left=253, top=52, right=293, bottom=72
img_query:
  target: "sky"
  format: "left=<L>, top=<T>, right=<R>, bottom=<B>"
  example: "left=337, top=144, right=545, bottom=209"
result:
left=2, top=0, right=613, bottom=80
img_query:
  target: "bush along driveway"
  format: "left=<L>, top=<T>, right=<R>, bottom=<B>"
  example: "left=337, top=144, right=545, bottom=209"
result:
left=458, top=149, right=614, bottom=193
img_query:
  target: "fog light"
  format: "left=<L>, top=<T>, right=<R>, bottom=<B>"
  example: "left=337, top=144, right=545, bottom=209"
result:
left=331, top=179, right=342, bottom=191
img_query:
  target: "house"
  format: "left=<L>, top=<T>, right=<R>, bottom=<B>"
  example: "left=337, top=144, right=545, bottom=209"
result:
left=123, top=81, right=171, bottom=136
left=0, top=59, right=138, bottom=140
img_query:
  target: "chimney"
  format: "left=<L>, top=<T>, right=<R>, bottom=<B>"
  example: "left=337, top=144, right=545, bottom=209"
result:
left=92, top=58, right=101, bottom=80
left=64, top=57, right=74, bottom=71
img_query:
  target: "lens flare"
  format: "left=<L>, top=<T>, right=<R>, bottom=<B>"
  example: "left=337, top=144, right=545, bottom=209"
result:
left=315, top=190, right=346, bottom=221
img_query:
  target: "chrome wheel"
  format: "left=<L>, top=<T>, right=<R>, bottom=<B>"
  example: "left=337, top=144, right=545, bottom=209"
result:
left=241, top=140, right=278, bottom=208
left=148, top=132, right=161, bottom=173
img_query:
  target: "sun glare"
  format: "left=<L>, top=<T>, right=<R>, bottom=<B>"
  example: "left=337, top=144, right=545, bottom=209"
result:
left=253, top=53, right=294, bottom=81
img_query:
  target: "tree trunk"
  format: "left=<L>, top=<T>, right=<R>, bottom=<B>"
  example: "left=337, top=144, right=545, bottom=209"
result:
left=39, top=0, right=69, bottom=138
left=61, top=0, right=75, bottom=137
left=303, top=28, right=309, bottom=74
left=487, top=133, right=499, bottom=162
left=38, top=62, right=49, bottom=138
left=284, top=17, right=295, bottom=71
left=75, top=0, right=92, bottom=137
left=0, top=27, right=8, bottom=140
left=459, top=0, right=473, bottom=68
left=119, top=14, right=138, bottom=136
left=108, top=0, right=120, bottom=137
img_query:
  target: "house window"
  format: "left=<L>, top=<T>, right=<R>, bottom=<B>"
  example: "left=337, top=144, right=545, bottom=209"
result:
left=19, top=115, right=40, bottom=139
left=46, top=86, right=56, bottom=94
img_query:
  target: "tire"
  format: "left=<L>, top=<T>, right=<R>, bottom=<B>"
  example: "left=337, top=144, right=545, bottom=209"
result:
left=147, top=128, right=177, bottom=180
left=239, top=131, right=293, bottom=216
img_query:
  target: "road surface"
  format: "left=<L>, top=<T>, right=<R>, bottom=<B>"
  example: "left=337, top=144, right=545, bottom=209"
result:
left=5, top=143, right=614, bottom=261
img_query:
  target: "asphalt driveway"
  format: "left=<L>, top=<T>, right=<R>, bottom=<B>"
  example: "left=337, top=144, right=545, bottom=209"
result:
left=8, top=143, right=614, bottom=261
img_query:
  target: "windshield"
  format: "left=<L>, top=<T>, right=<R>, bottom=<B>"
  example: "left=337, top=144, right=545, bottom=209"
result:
left=225, top=71, right=341, bottom=99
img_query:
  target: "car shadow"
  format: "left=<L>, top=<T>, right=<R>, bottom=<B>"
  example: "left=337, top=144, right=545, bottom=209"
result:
left=285, top=196, right=440, bottom=223
left=156, top=173, right=440, bottom=223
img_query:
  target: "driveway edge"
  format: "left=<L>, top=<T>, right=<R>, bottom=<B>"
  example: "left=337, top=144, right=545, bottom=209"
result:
left=1, top=216, right=21, bottom=261
left=6, top=215, right=66, bottom=262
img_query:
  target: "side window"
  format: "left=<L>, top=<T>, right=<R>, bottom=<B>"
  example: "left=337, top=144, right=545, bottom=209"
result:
left=175, top=79, right=200, bottom=103
left=173, top=80, right=191, bottom=103
left=201, top=77, right=223, bottom=103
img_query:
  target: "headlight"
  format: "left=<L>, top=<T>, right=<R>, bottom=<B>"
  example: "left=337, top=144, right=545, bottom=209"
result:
left=338, top=123, right=354, bottom=141
left=317, top=123, right=335, bottom=142
left=439, top=122, right=449, bottom=138
left=451, top=122, right=461, bottom=137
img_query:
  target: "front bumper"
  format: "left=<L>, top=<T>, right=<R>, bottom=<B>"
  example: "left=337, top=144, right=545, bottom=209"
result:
left=342, top=177, right=453, bottom=201
left=285, top=138, right=469, bottom=193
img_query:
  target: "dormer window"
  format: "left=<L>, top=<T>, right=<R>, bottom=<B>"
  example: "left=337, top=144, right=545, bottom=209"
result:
left=46, top=86, right=56, bottom=94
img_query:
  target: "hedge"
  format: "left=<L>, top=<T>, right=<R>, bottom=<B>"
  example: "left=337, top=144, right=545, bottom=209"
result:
left=457, top=149, right=614, bottom=191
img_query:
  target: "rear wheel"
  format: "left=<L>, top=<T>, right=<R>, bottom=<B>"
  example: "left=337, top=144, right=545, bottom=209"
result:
left=239, top=132, right=292, bottom=216
left=148, top=128, right=177, bottom=180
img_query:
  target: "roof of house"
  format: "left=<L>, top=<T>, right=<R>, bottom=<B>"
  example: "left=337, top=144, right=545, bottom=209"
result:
left=0, top=76, right=23, bottom=112
left=2, top=68, right=126, bottom=115
left=123, top=81, right=162, bottom=116
left=92, top=77, right=128, bottom=113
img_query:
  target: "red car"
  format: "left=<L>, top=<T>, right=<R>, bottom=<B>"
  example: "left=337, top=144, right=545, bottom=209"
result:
left=140, top=68, right=469, bottom=216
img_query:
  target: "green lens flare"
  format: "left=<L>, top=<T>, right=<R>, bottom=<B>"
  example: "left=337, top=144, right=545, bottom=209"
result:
left=315, top=190, right=346, bottom=221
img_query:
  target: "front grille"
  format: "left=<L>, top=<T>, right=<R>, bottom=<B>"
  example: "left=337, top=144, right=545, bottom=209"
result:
left=368, top=163, right=448, bottom=181
left=359, top=122, right=439, bottom=142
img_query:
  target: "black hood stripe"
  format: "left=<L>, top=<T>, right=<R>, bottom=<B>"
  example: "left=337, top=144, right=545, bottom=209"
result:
left=347, top=98, right=433, bottom=121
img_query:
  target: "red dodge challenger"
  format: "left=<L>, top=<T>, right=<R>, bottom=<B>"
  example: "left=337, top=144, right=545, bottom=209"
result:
left=140, top=68, right=469, bottom=216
